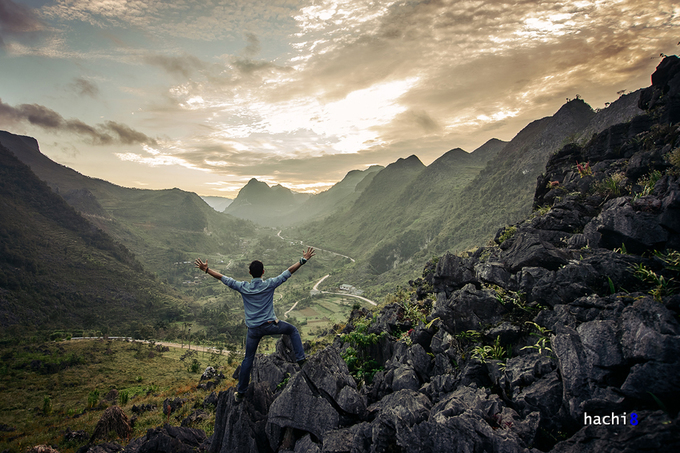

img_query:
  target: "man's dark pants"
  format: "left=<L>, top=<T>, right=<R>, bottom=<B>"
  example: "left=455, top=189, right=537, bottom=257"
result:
left=237, top=320, right=305, bottom=394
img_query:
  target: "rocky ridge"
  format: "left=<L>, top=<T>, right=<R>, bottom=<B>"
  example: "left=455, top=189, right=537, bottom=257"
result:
left=78, top=57, right=680, bottom=453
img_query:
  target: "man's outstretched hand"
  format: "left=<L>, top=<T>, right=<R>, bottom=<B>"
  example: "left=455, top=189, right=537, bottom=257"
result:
left=288, top=246, right=315, bottom=274
left=195, top=258, right=208, bottom=272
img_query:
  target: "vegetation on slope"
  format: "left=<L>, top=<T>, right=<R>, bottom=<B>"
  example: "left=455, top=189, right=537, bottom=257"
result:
left=0, top=338, right=234, bottom=452
left=0, top=145, right=188, bottom=331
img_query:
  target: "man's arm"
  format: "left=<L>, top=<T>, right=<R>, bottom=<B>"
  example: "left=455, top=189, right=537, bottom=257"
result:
left=288, top=247, right=315, bottom=274
left=194, top=258, right=224, bottom=280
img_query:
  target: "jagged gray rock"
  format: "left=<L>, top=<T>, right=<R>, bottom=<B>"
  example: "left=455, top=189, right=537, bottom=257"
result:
left=590, top=197, right=669, bottom=253
left=125, top=425, right=207, bottom=453
left=399, top=386, right=530, bottom=452
left=551, top=410, right=680, bottom=453
left=249, top=353, right=297, bottom=394
left=502, top=232, right=570, bottom=272
left=211, top=383, right=275, bottom=453
left=432, top=283, right=507, bottom=334
left=266, top=348, right=362, bottom=449
left=432, top=252, right=478, bottom=294
left=293, top=434, right=320, bottom=453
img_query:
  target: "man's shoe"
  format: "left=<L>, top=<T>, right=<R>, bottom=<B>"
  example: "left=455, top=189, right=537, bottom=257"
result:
left=234, top=391, right=245, bottom=404
left=297, top=358, right=307, bottom=368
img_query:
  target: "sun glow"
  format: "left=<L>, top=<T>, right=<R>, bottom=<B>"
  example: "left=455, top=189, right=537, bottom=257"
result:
left=207, top=77, right=420, bottom=155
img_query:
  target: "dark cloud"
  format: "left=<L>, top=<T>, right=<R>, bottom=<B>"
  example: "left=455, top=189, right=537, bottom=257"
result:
left=231, top=57, right=280, bottom=76
left=104, top=121, right=156, bottom=145
left=145, top=53, right=206, bottom=78
left=405, top=110, right=442, bottom=133
left=0, top=98, right=157, bottom=146
left=243, top=32, right=261, bottom=57
left=0, top=0, right=44, bottom=47
left=70, top=77, right=100, bottom=98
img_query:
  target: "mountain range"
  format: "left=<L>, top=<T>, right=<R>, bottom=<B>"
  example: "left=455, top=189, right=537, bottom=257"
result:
left=218, top=91, right=642, bottom=278
left=224, top=178, right=311, bottom=226
left=294, top=93, right=644, bottom=274
left=0, top=131, right=254, bottom=284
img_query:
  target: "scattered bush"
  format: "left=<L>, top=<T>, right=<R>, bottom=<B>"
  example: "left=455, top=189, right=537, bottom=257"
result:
left=87, top=389, right=100, bottom=409
left=119, top=390, right=129, bottom=406
left=521, top=322, right=554, bottom=356
left=455, top=330, right=482, bottom=343
left=42, top=396, right=52, bottom=415
left=471, top=335, right=507, bottom=364
left=634, top=170, right=663, bottom=199
left=189, top=358, right=201, bottom=373
left=498, top=226, right=517, bottom=244
left=341, top=346, right=382, bottom=387
left=595, top=172, right=627, bottom=198
left=576, top=161, right=592, bottom=177
left=669, top=147, right=680, bottom=168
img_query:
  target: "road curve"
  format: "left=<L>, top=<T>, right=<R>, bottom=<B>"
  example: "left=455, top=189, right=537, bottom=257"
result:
left=313, top=274, right=330, bottom=291
left=277, top=230, right=356, bottom=262
left=320, top=292, right=377, bottom=306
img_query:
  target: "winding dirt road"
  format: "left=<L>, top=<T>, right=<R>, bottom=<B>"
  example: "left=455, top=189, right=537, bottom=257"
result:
left=277, top=230, right=355, bottom=262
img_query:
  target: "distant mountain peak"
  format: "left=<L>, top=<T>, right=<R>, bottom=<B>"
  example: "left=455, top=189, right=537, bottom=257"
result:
left=246, top=177, right=267, bottom=186
left=390, top=154, right=425, bottom=169
left=402, top=154, right=422, bottom=163
left=555, top=97, right=594, bottom=118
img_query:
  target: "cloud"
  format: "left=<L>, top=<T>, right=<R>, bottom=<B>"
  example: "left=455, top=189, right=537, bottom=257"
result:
left=243, top=32, right=261, bottom=57
left=231, top=57, right=289, bottom=77
left=136, top=0, right=678, bottom=187
left=0, top=0, right=45, bottom=47
left=266, top=0, right=677, bottom=149
left=0, top=98, right=157, bottom=146
left=69, top=77, right=100, bottom=98
left=104, top=121, right=157, bottom=145
left=144, top=53, right=207, bottom=79
left=41, top=0, right=303, bottom=42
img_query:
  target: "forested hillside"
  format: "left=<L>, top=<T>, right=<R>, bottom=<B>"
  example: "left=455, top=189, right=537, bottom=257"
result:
left=224, top=178, right=310, bottom=226
left=293, top=93, right=643, bottom=279
left=295, top=140, right=505, bottom=273
left=0, top=144, right=188, bottom=332
left=431, top=91, right=645, bottom=255
left=272, top=165, right=384, bottom=227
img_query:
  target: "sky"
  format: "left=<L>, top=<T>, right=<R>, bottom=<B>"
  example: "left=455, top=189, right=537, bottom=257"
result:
left=0, top=0, right=678, bottom=198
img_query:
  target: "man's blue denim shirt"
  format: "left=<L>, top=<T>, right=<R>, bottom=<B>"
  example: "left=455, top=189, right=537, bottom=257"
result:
left=221, top=270, right=292, bottom=327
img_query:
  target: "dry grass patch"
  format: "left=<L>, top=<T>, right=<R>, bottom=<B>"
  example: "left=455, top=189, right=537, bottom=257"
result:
left=0, top=339, right=237, bottom=453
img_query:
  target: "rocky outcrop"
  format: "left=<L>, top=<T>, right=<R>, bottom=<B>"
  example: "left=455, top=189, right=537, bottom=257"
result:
left=211, top=382, right=275, bottom=453
left=266, top=347, right=365, bottom=448
left=125, top=425, right=207, bottom=453
left=90, top=406, right=132, bottom=443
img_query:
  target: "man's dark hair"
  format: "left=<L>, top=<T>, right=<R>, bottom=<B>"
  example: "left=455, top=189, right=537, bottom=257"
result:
left=249, top=260, right=264, bottom=278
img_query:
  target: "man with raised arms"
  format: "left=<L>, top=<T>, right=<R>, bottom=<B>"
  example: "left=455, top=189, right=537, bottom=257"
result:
left=194, top=247, right=315, bottom=403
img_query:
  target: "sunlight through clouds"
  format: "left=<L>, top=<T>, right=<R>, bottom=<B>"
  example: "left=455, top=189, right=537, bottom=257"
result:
left=203, top=77, right=419, bottom=156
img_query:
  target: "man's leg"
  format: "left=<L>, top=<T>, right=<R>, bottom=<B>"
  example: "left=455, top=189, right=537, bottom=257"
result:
left=237, top=326, right=263, bottom=395
left=266, top=320, right=305, bottom=362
